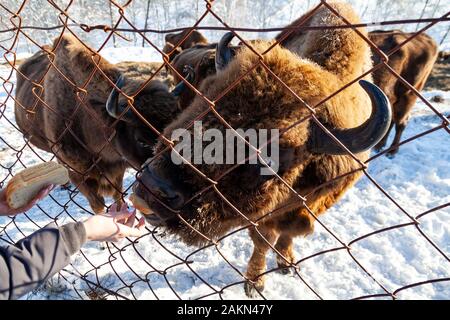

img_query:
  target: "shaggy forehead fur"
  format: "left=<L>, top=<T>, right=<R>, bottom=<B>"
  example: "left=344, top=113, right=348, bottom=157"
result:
left=159, top=40, right=371, bottom=153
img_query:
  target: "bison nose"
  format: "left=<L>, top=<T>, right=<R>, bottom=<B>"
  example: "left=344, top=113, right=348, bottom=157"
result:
left=139, top=168, right=185, bottom=210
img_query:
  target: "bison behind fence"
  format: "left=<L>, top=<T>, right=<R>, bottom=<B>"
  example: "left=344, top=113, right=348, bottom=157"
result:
left=0, top=0, right=449, bottom=300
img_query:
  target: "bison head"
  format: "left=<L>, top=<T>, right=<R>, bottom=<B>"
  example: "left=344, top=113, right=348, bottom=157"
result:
left=132, top=35, right=391, bottom=246
left=105, top=74, right=188, bottom=169
left=169, top=32, right=239, bottom=109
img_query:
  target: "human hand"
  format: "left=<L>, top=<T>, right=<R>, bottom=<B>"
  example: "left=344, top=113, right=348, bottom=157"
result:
left=0, top=184, right=54, bottom=216
left=83, top=203, right=146, bottom=242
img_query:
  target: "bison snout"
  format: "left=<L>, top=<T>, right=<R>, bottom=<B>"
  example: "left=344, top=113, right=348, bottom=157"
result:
left=138, top=167, right=185, bottom=210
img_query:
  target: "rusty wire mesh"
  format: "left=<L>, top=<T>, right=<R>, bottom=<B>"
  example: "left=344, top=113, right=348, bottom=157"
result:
left=0, top=0, right=449, bottom=300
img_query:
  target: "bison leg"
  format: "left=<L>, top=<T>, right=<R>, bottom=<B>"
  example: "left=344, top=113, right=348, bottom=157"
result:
left=108, top=172, right=125, bottom=210
left=374, top=121, right=394, bottom=152
left=244, top=225, right=278, bottom=298
left=386, top=93, right=417, bottom=157
left=386, top=122, right=407, bottom=157
left=69, top=171, right=106, bottom=214
left=112, top=191, right=124, bottom=210
left=274, top=209, right=315, bottom=274
left=274, top=234, right=295, bottom=274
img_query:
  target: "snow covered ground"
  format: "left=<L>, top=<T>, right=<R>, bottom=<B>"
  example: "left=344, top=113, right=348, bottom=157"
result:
left=0, top=48, right=449, bottom=300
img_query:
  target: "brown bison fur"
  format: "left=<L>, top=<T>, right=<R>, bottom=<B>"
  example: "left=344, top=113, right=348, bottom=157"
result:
left=15, top=34, right=179, bottom=213
left=163, top=30, right=209, bottom=62
left=134, top=2, right=376, bottom=296
left=115, top=61, right=173, bottom=88
left=369, top=30, right=438, bottom=156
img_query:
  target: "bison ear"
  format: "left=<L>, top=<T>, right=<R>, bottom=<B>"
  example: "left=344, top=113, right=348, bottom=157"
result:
left=106, top=74, right=135, bottom=122
left=164, top=43, right=182, bottom=62
left=165, top=33, right=175, bottom=43
left=171, top=46, right=183, bottom=60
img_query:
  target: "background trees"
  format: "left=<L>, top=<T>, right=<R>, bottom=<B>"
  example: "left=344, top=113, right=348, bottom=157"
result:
left=0, top=0, right=448, bottom=55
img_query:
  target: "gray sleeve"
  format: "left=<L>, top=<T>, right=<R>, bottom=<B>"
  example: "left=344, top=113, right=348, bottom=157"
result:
left=0, top=221, right=86, bottom=300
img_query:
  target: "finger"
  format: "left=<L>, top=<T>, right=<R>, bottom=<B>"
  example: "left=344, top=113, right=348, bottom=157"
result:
left=27, top=185, right=53, bottom=206
left=119, top=224, right=144, bottom=238
left=117, top=213, right=133, bottom=226
left=136, top=216, right=146, bottom=229
left=112, top=210, right=134, bottom=221
left=119, top=204, right=132, bottom=214
left=108, top=203, right=118, bottom=213
left=115, top=209, right=134, bottom=224
left=124, top=211, right=136, bottom=227
left=125, top=209, right=136, bottom=225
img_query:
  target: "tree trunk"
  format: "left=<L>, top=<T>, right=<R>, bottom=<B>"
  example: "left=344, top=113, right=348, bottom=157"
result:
left=440, top=24, right=450, bottom=46
left=108, top=1, right=117, bottom=48
left=142, top=0, right=152, bottom=47
left=416, top=0, right=430, bottom=31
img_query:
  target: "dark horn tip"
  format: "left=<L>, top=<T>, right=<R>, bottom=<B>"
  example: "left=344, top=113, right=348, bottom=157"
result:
left=106, top=73, right=132, bottom=121
left=307, top=79, right=392, bottom=155
left=215, top=32, right=236, bottom=71
left=115, top=74, right=125, bottom=88
left=359, top=79, right=392, bottom=128
left=221, top=32, right=235, bottom=44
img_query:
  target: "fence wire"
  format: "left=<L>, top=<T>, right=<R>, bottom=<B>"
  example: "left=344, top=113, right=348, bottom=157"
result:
left=0, top=0, right=449, bottom=300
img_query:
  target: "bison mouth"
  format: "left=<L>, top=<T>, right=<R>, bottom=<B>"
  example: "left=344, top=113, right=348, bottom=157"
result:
left=131, top=166, right=187, bottom=227
left=129, top=189, right=165, bottom=227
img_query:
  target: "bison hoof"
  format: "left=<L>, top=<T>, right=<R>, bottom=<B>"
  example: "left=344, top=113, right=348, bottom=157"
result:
left=386, top=150, right=398, bottom=159
left=276, top=256, right=296, bottom=275
left=244, top=280, right=265, bottom=298
left=277, top=266, right=294, bottom=275
left=373, top=144, right=385, bottom=153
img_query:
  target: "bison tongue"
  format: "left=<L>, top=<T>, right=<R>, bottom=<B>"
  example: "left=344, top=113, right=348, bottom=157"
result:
left=129, top=193, right=153, bottom=216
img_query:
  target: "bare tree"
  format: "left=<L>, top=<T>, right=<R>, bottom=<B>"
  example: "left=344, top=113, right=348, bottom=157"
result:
left=108, top=0, right=117, bottom=48
left=440, top=24, right=450, bottom=46
left=142, top=0, right=152, bottom=47
left=416, top=0, right=430, bottom=31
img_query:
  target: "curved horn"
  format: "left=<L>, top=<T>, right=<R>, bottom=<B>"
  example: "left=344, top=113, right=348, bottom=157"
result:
left=171, top=65, right=195, bottom=97
left=106, top=74, right=134, bottom=121
left=308, top=80, right=392, bottom=155
left=215, top=32, right=235, bottom=71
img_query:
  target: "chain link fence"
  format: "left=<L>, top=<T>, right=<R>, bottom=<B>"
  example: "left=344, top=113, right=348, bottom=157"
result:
left=0, top=0, right=449, bottom=300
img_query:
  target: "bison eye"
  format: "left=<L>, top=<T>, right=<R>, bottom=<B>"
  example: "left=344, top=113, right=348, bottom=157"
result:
left=137, top=139, right=151, bottom=148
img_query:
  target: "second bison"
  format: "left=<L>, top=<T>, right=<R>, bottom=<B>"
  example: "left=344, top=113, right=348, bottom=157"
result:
left=15, top=35, right=182, bottom=213
left=369, top=30, right=438, bottom=156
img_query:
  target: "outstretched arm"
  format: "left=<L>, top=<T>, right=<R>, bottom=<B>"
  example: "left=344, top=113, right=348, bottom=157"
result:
left=0, top=221, right=86, bottom=300
left=0, top=204, right=145, bottom=300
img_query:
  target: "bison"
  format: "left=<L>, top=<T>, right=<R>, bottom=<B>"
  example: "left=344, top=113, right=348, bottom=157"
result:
left=369, top=30, right=438, bottom=156
left=15, top=34, right=185, bottom=213
left=132, top=2, right=391, bottom=297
